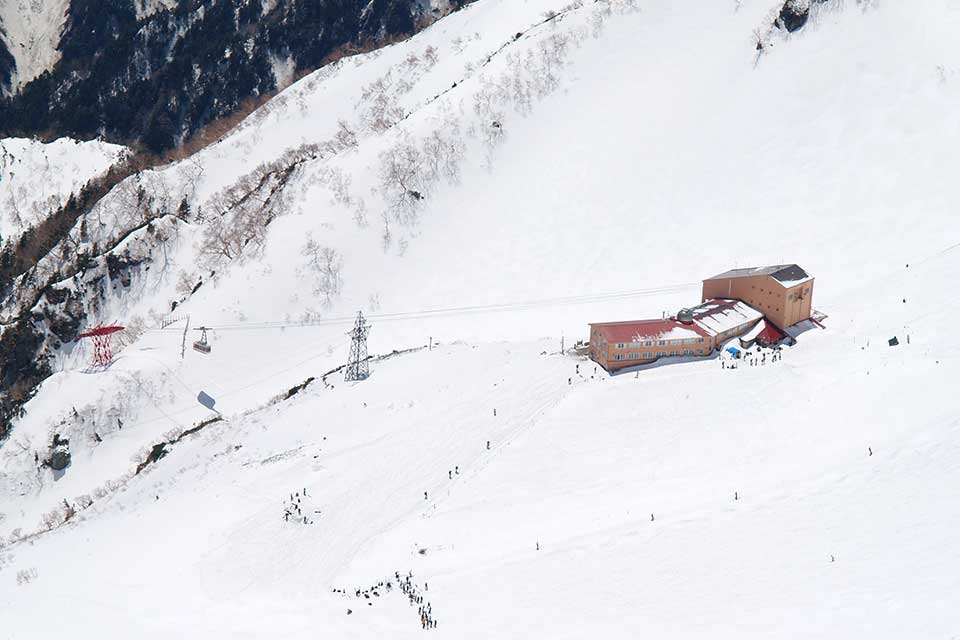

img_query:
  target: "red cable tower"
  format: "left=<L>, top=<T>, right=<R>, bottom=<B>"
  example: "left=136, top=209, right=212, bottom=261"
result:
left=77, top=325, right=125, bottom=367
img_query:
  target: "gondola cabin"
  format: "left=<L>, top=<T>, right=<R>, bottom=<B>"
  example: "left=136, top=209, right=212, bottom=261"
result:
left=193, top=327, right=212, bottom=354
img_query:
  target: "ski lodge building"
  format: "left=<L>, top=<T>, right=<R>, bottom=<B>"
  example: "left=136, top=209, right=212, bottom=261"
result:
left=589, top=264, right=814, bottom=372
left=701, top=264, right=814, bottom=330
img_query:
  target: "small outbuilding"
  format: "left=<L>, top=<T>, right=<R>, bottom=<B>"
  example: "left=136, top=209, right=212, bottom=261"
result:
left=739, top=318, right=787, bottom=349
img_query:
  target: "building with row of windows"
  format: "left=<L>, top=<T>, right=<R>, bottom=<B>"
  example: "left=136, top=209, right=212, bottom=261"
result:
left=589, top=299, right=763, bottom=371
left=588, top=264, right=814, bottom=372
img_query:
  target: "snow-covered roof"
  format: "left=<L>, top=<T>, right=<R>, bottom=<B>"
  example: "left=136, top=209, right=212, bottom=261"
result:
left=690, top=299, right=763, bottom=336
left=740, top=319, right=767, bottom=342
left=705, top=264, right=811, bottom=287
left=590, top=318, right=710, bottom=343
left=591, top=299, right=763, bottom=343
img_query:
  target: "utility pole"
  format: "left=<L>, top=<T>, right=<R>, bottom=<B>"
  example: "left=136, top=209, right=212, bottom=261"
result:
left=344, top=311, right=371, bottom=381
left=180, top=315, right=190, bottom=359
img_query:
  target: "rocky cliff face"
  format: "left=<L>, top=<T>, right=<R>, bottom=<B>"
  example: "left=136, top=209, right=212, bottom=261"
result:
left=0, top=38, right=13, bottom=93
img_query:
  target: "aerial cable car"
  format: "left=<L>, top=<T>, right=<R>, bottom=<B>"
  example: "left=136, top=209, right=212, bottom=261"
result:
left=193, top=327, right=212, bottom=354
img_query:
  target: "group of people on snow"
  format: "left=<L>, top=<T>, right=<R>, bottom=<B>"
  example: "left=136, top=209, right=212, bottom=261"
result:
left=283, top=488, right=317, bottom=525
left=397, top=571, right=437, bottom=630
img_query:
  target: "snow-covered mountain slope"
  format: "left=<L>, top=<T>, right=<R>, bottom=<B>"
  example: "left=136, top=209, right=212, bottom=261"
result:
left=0, top=0, right=70, bottom=93
left=2, top=0, right=960, bottom=637
left=0, top=0, right=429, bottom=152
left=0, top=137, right=127, bottom=245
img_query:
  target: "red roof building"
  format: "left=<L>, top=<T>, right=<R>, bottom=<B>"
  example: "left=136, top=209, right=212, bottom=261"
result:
left=589, top=299, right=763, bottom=372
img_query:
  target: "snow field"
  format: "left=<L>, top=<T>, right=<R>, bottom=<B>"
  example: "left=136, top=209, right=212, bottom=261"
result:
left=2, top=0, right=960, bottom=636
left=0, top=137, right=127, bottom=245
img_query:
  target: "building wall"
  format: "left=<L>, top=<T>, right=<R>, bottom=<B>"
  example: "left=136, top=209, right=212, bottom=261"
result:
left=590, top=329, right=710, bottom=372
left=589, top=326, right=608, bottom=368
left=783, top=279, right=814, bottom=327
left=706, top=317, right=762, bottom=351
left=702, top=275, right=814, bottom=328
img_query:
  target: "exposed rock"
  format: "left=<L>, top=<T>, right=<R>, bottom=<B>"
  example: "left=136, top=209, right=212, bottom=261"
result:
left=48, top=434, right=71, bottom=471
left=777, top=0, right=810, bottom=33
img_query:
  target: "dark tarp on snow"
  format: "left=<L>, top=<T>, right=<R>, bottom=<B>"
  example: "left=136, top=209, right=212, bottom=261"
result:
left=756, top=321, right=787, bottom=346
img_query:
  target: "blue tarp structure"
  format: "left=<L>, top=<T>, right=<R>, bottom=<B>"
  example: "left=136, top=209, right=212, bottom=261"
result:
left=197, top=391, right=217, bottom=411
left=726, top=346, right=741, bottom=358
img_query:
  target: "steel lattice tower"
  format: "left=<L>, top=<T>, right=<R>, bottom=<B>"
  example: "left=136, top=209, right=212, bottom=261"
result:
left=344, top=311, right=371, bottom=381
left=77, top=325, right=125, bottom=368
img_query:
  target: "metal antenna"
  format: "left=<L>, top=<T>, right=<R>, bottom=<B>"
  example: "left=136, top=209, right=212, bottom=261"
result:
left=344, top=311, right=371, bottom=381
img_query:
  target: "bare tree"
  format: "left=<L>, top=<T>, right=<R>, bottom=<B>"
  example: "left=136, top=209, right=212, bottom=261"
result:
left=300, top=239, right=343, bottom=307
left=422, top=120, right=466, bottom=185
left=378, top=135, right=429, bottom=225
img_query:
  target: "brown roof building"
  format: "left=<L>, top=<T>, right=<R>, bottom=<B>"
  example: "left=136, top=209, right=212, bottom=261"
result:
left=701, top=264, right=814, bottom=329
left=587, top=264, right=814, bottom=372
left=589, top=299, right=763, bottom=371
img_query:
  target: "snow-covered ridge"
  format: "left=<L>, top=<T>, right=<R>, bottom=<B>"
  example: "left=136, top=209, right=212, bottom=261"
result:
left=0, top=137, right=128, bottom=246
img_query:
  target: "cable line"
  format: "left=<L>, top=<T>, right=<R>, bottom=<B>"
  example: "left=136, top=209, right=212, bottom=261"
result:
left=149, top=281, right=699, bottom=333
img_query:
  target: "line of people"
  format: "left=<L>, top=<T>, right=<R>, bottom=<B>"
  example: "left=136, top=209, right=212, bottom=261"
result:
left=397, top=570, right=437, bottom=630
left=334, top=571, right=437, bottom=629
